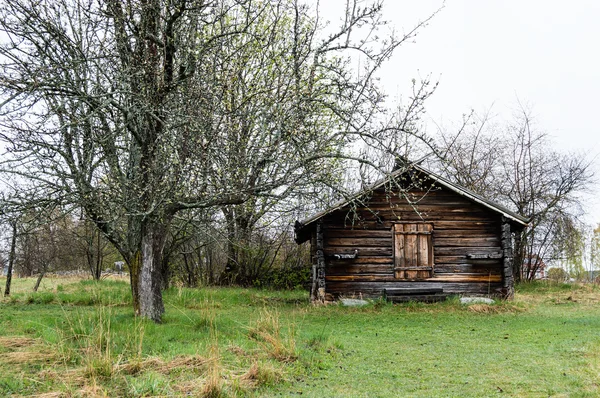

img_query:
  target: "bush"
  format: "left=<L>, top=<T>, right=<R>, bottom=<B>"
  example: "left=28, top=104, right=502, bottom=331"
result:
left=253, top=265, right=310, bottom=290
left=547, top=267, right=569, bottom=283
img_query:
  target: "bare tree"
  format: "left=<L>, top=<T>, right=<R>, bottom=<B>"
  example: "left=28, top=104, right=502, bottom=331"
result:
left=70, top=217, right=114, bottom=280
left=0, top=0, right=437, bottom=321
left=437, top=106, right=593, bottom=281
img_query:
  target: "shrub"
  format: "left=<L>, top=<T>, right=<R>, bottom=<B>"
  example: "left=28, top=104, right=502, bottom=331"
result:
left=253, top=265, right=310, bottom=290
left=547, top=267, right=569, bottom=283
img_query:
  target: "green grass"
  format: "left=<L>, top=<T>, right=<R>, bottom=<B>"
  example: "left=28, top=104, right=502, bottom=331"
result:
left=1, top=276, right=600, bottom=397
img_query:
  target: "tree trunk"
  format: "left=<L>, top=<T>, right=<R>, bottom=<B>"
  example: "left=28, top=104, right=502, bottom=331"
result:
left=129, top=250, right=142, bottom=316
left=513, top=232, right=524, bottom=283
left=33, top=264, right=47, bottom=292
left=206, top=247, right=214, bottom=285
left=160, top=252, right=171, bottom=291
left=222, top=208, right=239, bottom=284
left=137, top=223, right=168, bottom=322
left=4, top=221, right=17, bottom=297
left=95, top=229, right=102, bottom=280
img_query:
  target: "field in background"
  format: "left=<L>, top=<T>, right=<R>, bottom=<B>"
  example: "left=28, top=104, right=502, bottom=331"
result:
left=1, top=277, right=600, bottom=397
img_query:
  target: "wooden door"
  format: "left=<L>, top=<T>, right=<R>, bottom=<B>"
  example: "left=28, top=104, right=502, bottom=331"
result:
left=393, top=223, right=434, bottom=279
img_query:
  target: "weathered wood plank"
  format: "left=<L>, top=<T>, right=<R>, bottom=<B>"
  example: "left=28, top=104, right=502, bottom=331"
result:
left=371, top=190, right=459, bottom=199
left=365, top=204, right=495, bottom=213
left=405, top=224, right=417, bottom=268
left=326, top=281, right=503, bottom=295
left=324, top=247, right=392, bottom=257
left=322, top=220, right=500, bottom=232
left=433, top=230, right=499, bottom=238
left=418, top=224, right=430, bottom=267
left=329, top=257, right=394, bottom=265
left=433, top=237, right=500, bottom=247
left=433, top=220, right=500, bottom=228
left=325, top=237, right=392, bottom=247
left=434, top=256, right=501, bottom=265
left=323, top=210, right=498, bottom=223
left=325, top=273, right=501, bottom=283
left=324, top=229, right=392, bottom=238
left=394, top=224, right=405, bottom=278
left=322, top=222, right=395, bottom=230
left=384, top=287, right=444, bottom=295
left=434, top=246, right=502, bottom=256
left=326, top=275, right=398, bottom=282
left=429, top=273, right=502, bottom=283
left=326, top=264, right=394, bottom=275
left=434, top=264, right=502, bottom=274
left=386, top=295, right=448, bottom=303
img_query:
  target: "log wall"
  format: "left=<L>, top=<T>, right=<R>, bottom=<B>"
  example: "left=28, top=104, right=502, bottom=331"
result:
left=321, top=187, right=505, bottom=297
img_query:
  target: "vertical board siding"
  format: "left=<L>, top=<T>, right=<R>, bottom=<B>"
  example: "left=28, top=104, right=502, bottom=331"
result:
left=393, top=223, right=433, bottom=279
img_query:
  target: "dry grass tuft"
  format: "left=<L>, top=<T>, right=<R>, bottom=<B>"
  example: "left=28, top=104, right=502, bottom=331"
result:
left=239, top=361, right=283, bottom=387
left=0, top=336, right=57, bottom=366
left=227, top=345, right=250, bottom=358
left=201, top=377, right=223, bottom=398
left=173, top=379, right=204, bottom=397
left=115, top=354, right=210, bottom=375
left=115, top=357, right=163, bottom=375
left=76, top=381, right=110, bottom=398
left=247, top=309, right=297, bottom=363
left=467, top=303, right=523, bottom=314
left=0, top=336, right=38, bottom=348
left=518, top=290, right=600, bottom=307
left=3, top=350, right=55, bottom=364
left=516, top=283, right=600, bottom=307
left=168, top=354, right=210, bottom=370
left=29, top=392, right=65, bottom=398
left=39, top=368, right=86, bottom=387
left=200, top=350, right=224, bottom=398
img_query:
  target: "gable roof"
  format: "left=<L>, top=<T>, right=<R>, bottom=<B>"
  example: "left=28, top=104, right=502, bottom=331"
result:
left=295, top=163, right=529, bottom=243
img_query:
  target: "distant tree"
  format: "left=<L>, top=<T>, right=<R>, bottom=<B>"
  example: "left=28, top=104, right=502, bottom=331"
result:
left=14, top=209, right=77, bottom=290
left=551, top=217, right=586, bottom=281
left=70, top=216, right=116, bottom=280
left=438, top=106, right=593, bottom=282
left=590, top=224, right=600, bottom=277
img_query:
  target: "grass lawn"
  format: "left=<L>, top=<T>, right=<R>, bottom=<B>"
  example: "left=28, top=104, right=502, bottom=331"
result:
left=1, top=276, right=599, bottom=397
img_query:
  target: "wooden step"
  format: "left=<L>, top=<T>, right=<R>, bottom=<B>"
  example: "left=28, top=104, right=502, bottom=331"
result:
left=386, top=294, right=448, bottom=303
left=382, top=288, right=448, bottom=304
left=383, top=288, right=443, bottom=296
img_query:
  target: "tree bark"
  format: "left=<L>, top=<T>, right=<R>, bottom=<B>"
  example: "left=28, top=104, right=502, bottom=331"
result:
left=33, top=265, right=47, bottom=292
left=222, top=207, right=239, bottom=284
left=137, top=223, right=168, bottom=322
left=513, top=232, right=524, bottom=283
left=160, top=252, right=171, bottom=291
left=4, top=221, right=17, bottom=297
left=128, top=250, right=142, bottom=316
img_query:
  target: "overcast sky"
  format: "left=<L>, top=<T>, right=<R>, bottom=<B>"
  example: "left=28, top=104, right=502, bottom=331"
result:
left=319, top=0, right=600, bottom=223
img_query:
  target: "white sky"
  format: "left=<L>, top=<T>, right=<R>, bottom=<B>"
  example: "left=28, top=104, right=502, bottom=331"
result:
left=318, top=0, right=600, bottom=224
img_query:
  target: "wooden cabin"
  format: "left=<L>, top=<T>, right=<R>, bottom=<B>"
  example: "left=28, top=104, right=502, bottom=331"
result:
left=294, top=163, right=528, bottom=302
